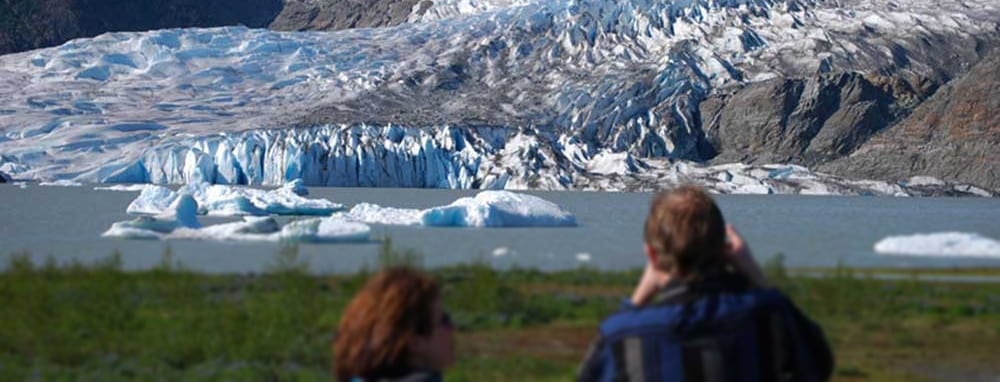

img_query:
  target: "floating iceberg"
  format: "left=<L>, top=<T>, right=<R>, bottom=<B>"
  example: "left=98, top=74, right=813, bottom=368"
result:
left=106, top=195, right=369, bottom=243
left=420, top=191, right=577, bottom=227
left=328, top=191, right=577, bottom=228
left=283, top=179, right=309, bottom=196
left=269, top=218, right=371, bottom=243
left=94, top=184, right=151, bottom=192
left=874, top=232, right=1000, bottom=258
left=39, top=179, right=83, bottom=187
left=169, top=216, right=371, bottom=243
left=125, top=181, right=343, bottom=217
left=334, top=203, right=423, bottom=226
left=103, top=194, right=202, bottom=239
left=126, top=185, right=181, bottom=215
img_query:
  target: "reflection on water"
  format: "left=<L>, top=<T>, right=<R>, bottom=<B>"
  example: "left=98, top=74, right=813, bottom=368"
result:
left=1, top=184, right=999, bottom=273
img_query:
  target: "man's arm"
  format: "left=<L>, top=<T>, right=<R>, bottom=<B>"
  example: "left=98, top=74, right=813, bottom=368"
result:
left=724, top=224, right=768, bottom=288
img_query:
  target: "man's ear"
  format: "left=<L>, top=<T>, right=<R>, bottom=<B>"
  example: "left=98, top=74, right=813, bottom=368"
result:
left=644, top=243, right=658, bottom=267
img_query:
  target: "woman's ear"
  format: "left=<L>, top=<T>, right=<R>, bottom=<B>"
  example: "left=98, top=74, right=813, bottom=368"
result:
left=644, top=243, right=658, bottom=267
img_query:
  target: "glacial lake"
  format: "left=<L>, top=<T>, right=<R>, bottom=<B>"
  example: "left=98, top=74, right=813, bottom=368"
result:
left=1, top=184, right=999, bottom=273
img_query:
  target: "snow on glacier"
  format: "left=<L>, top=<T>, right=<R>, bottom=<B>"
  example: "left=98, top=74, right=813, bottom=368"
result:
left=874, top=232, right=1000, bottom=258
left=126, top=181, right=342, bottom=217
left=0, top=0, right=997, bottom=193
left=421, top=190, right=577, bottom=227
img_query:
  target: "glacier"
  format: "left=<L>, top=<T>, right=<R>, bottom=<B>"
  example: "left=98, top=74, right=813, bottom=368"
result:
left=874, top=232, right=1000, bottom=258
left=0, top=0, right=998, bottom=195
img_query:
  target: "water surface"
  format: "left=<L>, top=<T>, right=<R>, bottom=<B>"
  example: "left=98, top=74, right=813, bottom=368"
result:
left=2, top=184, right=998, bottom=273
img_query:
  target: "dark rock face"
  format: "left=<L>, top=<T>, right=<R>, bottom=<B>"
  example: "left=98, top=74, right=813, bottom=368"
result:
left=701, top=72, right=930, bottom=166
left=0, top=171, right=8, bottom=183
left=269, top=0, right=421, bottom=31
left=0, top=0, right=283, bottom=55
left=818, top=51, right=1000, bottom=191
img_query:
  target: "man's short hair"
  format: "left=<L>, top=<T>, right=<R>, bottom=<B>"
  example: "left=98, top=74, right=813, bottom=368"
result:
left=644, top=185, right=726, bottom=277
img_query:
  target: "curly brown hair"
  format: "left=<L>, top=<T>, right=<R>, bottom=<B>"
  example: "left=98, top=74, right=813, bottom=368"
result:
left=333, top=267, right=440, bottom=381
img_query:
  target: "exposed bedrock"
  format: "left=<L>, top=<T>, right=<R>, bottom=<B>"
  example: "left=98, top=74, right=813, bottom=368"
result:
left=269, top=0, right=422, bottom=31
left=0, top=0, right=283, bottom=55
left=701, top=71, right=931, bottom=166
left=818, top=50, right=1000, bottom=191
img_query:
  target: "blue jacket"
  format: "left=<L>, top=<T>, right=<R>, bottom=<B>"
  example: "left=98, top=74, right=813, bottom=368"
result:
left=578, top=276, right=833, bottom=382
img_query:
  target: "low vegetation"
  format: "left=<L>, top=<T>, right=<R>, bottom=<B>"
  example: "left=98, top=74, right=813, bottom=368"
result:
left=1, top=245, right=998, bottom=381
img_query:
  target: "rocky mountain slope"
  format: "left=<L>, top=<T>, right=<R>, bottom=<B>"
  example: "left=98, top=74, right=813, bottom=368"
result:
left=269, top=0, right=421, bottom=31
left=0, top=0, right=283, bottom=55
left=818, top=51, right=1000, bottom=190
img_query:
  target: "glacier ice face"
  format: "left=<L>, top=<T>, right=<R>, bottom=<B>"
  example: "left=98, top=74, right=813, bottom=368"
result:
left=874, top=232, right=1000, bottom=258
left=420, top=190, right=577, bottom=227
left=126, top=181, right=343, bottom=217
left=0, top=1, right=997, bottom=195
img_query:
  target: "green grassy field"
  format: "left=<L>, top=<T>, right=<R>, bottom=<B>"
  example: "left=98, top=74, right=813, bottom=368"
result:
left=1, top=246, right=998, bottom=381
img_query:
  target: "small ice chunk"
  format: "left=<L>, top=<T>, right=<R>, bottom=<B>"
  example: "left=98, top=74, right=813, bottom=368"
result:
left=126, top=185, right=179, bottom=215
left=905, top=176, right=946, bottom=187
left=733, top=183, right=773, bottom=195
left=283, top=179, right=309, bottom=196
left=492, top=247, right=512, bottom=257
left=169, top=216, right=281, bottom=240
left=421, top=191, right=577, bottom=227
left=39, top=179, right=83, bottom=187
left=104, top=194, right=201, bottom=238
left=336, top=203, right=423, bottom=226
left=94, top=184, right=150, bottom=192
left=875, top=232, right=1000, bottom=258
left=576, top=253, right=592, bottom=262
left=275, top=218, right=371, bottom=243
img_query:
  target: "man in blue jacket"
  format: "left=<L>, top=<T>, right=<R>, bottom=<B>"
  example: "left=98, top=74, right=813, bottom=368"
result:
left=578, top=186, right=833, bottom=382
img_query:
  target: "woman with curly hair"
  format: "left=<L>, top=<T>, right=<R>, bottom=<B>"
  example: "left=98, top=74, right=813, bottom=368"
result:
left=334, top=267, right=455, bottom=382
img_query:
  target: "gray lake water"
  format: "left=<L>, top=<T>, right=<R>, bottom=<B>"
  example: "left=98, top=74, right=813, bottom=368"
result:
left=2, top=184, right=999, bottom=273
